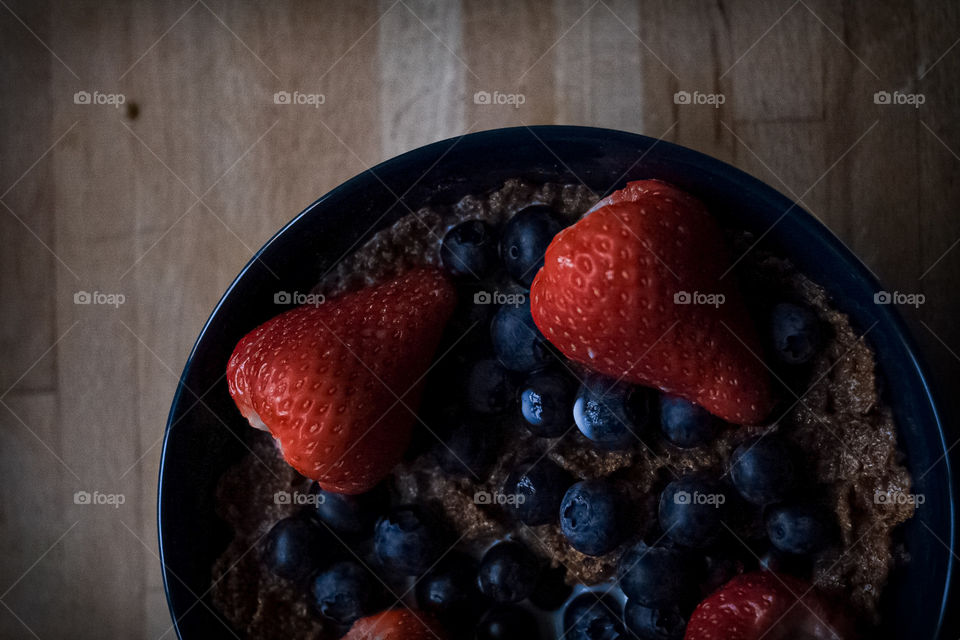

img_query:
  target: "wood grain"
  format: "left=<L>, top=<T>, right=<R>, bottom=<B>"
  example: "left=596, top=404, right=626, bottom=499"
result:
left=1, top=1, right=959, bottom=638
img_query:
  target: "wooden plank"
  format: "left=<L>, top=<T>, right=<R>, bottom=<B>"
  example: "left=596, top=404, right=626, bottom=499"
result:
left=913, top=0, right=960, bottom=526
left=0, top=0, right=58, bottom=394
left=463, top=0, right=557, bottom=128
left=636, top=0, right=734, bottom=161
left=47, top=2, right=178, bottom=636
left=553, top=0, right=644, bottom=133
left=0, top=393, right=72, bottom=640
left=723, top=0, right=826, bottom=123
left=378, top=0, right=465, bottom=158
left=815, top=0, right=921, bottom=290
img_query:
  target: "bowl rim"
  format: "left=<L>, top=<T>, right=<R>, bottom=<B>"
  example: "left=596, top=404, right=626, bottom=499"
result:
left=158, top=124, right=955, bottom=639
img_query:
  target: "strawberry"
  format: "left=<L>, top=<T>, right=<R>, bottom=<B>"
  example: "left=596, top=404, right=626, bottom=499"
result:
left=685, top=571, right=855, bottom=640
left=529, top=180, right=774, bottom=424
left=343, top=609, right=448, bottom=640
left=227, top=267, right=456, bottom=494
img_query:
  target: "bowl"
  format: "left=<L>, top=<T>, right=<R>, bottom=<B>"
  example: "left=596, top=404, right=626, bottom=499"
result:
left=158, top=125, right=955, bottom=639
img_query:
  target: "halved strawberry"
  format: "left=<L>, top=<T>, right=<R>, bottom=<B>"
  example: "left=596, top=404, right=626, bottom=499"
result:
left=343, top=609, right=448, bottom=640
left=685, top=572, right=855, bottom=640
left=227, top=267, right=456, bottom=494
left=530, top=180, right=774, bottom=424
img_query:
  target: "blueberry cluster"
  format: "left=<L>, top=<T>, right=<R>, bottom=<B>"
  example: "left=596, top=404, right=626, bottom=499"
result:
left=440, top=205, right=564, bottom=286
left=603, top=429, right=837, bottom=639
left=538, top=435, right=833, bottom=640
left=260, top=485, right=391, bottom=629
left=260, top=482, right=564, bottom=638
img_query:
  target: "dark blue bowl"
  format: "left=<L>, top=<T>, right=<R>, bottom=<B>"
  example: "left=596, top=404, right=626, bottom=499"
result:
left=158, top=126, right=954, bottom=639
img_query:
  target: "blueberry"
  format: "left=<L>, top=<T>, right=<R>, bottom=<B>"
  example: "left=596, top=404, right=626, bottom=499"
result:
left=771, top=302, right=822, bottom=364
left=503, top=459, right=573, bottom=525
left=466, top=358, right=517, bottom=414
left=416, top=551, right=481, bottom=619
left=574, top=375, right=654, bottom=450
left=766, top=503, right=835, bottom=555
left=659, top=395, right=718, bottom=448
left=623, top=601, right=685, bottom=640
left=312, top=482, right=387, bottom=536
left=310, top=560, right=375, bottom=625
left=617, top=541, right=696, bottom=608
left=563, top=592, right=625, bottom=640
left=261, top=515, right=332, bottom=585
left=729, top=435, right=800, bottom=505
left=374, top=506, right=445, bottom=576
left=529, top=564, right=573, bottom=611
left=658, top=476, right=729, bottom=548
left=491, top=300, right=552, bottom=372
left=476, top=604, right=540, bottom=639
left=439, top=420, right=502, bottom=479
left=520, top=368, right=576, bottom=438
left=500, top=205, right=564, bottom=287
left=559, top=479, right=623, bottom=556
left=477, top=541, right=540, bottom=603
left=441, top=219, right=499, bottom=279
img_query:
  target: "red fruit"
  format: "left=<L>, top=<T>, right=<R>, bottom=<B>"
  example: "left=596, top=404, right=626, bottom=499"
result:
left=685, top=572, right=855, bottom=640
left=344, top=609, right=447, bottom=640
left=227, top=267, right=456, bottom=494
left=530, top=179, right=774, bottom=424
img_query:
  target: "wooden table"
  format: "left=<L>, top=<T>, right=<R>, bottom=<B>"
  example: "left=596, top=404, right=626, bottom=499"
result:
left=2, top=1, right=958, bottom=638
